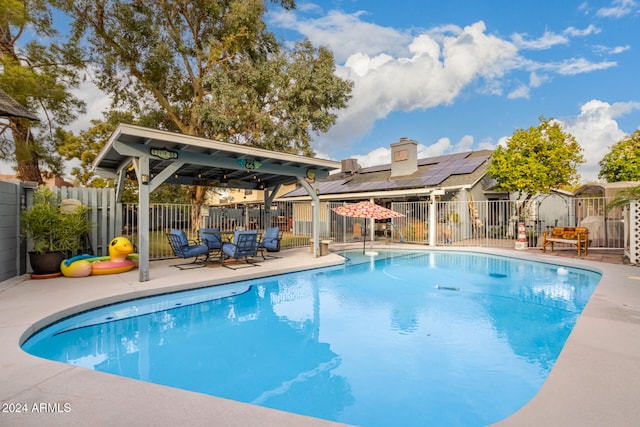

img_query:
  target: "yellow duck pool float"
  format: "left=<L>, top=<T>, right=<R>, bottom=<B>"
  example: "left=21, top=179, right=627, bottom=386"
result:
left=61, top=237, right=138, bottom=277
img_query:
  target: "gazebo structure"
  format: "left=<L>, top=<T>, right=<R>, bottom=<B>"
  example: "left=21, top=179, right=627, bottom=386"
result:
left=93, top=124, right=340, bottom=281
left=0, top=89, right=39, bottom=121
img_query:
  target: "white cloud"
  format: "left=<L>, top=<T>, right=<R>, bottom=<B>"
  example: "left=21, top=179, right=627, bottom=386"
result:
left=596, top=0, right=638, bottom=18
left=511, top=25, right=599, bottom=51
left=69, top=77, right=112, bottom=134
left=269, top=9, right=412, bottom=62
left=319, top=21, right=519, bottom=151
left=507, top=84, right=530, bottom=99
left=507, top=72, right=549, bottom=99
left=544, top=57, right=617, bottom=75
left=496, top=136, right=510, bottom=148
left=579, top=2, right=591, bottom=14
left=511, top=31, right=569, bottom=50
left=592, top=44, right=631, bottom=55
left=564, top=24, right=601, bottom=37
left=529, top=71, right=548, bottom=88
left=560, top=99, right=640, bottom=182
left=352, top=135, right=482, bottom=169
left=348, top=100, right=640, bottom=185
left=270, top=9, right=620, bottom=155
left=352, top=146, right=391, bottom=167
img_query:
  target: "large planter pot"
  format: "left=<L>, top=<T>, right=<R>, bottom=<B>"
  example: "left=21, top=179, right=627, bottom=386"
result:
left=29, top=251, right=66, bottom=276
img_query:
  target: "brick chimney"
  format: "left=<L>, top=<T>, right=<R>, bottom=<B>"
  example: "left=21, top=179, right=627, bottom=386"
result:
left=390, top=137, right=418, bottom=177
left=341, top=158, right=360, bottom=174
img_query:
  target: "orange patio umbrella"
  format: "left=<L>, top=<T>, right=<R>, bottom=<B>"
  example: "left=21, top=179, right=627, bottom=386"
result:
left=331, top=201, right=404, bottom=254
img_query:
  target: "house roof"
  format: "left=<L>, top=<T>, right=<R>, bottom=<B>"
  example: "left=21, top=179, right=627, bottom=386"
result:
left=574, top=181, right=640, bottom=198
left=280, top=150, right=493, bottom=200
left=0, top=89, right=39, bottom=121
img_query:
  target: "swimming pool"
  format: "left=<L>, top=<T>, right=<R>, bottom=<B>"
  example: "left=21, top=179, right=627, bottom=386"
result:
left=22, top=250, right=602, bottom=426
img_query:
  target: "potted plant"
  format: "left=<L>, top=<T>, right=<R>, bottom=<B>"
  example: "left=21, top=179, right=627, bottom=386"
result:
left=21, top=187, right=92, bottom=276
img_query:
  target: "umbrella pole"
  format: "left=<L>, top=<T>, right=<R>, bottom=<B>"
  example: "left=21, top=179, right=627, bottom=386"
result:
left=363, top=220, right=366, bottom=254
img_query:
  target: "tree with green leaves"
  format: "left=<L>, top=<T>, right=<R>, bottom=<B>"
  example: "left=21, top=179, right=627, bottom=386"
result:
left=53, top=0, right=351, bottom=154
left=488, top=117, right=585, bottom=218
left=0, top=0, right=85, bottom=182
left=57, top=110, right=192, bottom=204
left=53, top=0, right=352, bottom=227
left=598, top=129, right=640, bottom=182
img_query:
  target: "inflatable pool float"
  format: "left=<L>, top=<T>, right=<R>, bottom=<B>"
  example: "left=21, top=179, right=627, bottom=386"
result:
left=61, top=237, right=138, bottom=277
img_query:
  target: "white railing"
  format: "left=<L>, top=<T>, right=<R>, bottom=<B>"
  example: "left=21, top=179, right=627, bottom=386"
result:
left=10, top=184, right=631, bottom=280
left=390, top=198, right=625, bottom=249
left=121, top=197, right=625, bottom=259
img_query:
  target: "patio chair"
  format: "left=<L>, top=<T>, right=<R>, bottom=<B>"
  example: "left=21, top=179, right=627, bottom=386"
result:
left=199, top=227, right=223, bottom=258
left=166, top=229, right=209, bottom=269
left=258, top=227, right=283, bottom=259
left=221, top=230, right=260, bottom=269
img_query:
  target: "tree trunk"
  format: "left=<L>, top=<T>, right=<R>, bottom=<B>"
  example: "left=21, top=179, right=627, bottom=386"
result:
left=189, top=185, right=207, bottom=233
left=11, top=119, right=43, bottom=183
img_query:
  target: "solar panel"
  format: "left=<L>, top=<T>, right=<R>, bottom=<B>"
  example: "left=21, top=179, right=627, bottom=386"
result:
left=422, top=174, right=448, bottom=186
left=323, top=180, right=348, bottom=193
left=418, top=154, right=450, bottom=166
left=447, top=158, right=467, bottom=168
left=361, top=164, right=390, bottom=173
left=388, top=179, right=413, bottom=190
left=453, top=156, right=489, bottom=174
left=280, top=151, right=490, bottom=198
left=427, top=162, right=447, bottom=171
left=417, top=152, right=470, bottom=168
left=369, top=181, right=388, bottom=190
left=361, top=181, right=386, bottom=191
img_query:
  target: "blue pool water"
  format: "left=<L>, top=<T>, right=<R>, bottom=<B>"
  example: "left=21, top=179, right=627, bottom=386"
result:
left=23, top=250, right=601, bottom=426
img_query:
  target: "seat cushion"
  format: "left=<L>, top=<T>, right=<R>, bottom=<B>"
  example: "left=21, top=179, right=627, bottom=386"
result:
left=222, top=243, right=236, bottom=258
left=182, top=244, right=208, bottom=257
left=170, top=229, right=189, bottom=247
left=260, top=228, right=280, bottom=250
left=200, top=228, right=222, bottom=249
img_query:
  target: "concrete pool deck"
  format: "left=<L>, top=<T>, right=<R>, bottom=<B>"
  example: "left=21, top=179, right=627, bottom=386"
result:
left=1, top=245, right=639, bottom=426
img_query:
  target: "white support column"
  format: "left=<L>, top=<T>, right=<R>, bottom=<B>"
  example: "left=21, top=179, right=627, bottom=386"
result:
left=429, top=196, right=438, bottom=246
left=313, top=181, right=320, bottom=257
left=134, top=156, right=151, bottom=281
left=429, top=189, right=445, bottom=246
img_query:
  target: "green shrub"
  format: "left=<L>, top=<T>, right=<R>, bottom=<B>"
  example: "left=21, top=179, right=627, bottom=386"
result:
left=21, top=187, right=92, bottom=254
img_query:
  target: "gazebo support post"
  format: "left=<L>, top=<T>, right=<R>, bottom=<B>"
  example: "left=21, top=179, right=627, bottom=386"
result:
left=263, top=184, right=281, bottom=230
left=133, top=156, right=151, bottom=281
left=297, top=177, right=321, bottom=257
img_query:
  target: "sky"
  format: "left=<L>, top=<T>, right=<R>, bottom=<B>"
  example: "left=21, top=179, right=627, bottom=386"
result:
left=265, top=0, right=640, bottom=183
left=3, top=0, right=640, bottom=184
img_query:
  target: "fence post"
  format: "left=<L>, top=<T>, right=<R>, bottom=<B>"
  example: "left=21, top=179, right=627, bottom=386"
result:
left=428, top=197, right=437, bottom=246
left=629, top=202, right=639, bottom=265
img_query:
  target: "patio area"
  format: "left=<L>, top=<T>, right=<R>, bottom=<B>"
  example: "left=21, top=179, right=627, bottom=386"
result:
left=1, top=244, right=639, bottom=426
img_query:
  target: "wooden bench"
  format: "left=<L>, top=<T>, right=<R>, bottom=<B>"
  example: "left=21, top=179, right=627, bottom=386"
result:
left=542, top=227, right=589, bottom=256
